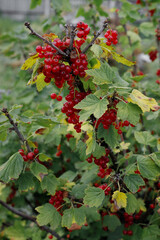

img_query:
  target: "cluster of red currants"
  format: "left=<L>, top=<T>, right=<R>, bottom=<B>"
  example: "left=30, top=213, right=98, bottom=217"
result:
left=76, top=21, right=90, bottom=43
left=62, top=90, right=89, bottom=133
left=7, top=185, right=16, bottom=204
left=149, top=50, right=157, bottom=62
left=123, top=210, right=143, bottom=235
left=56, top=144, right=62, bottom=157
left=104, top=29, right=118, bottom=46
left=50, top=93, right=62, bottom=101
left=70, top=53, right=88, bottom=78
left=19, top=148, right=39, bottom=162
left=49, top=190, right=64, bottom=213
left=98, top=183, right=111, bottom=195
left=86, top=149, right=112, bottom=178
left=66, top=133, right=74, bottom=141
left=36, top=40, right=73, bottom=87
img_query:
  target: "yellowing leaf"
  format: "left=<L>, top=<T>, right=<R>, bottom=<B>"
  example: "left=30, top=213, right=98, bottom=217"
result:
left=21, top=53, right=39, bottom=70
left=112, top=191, right=127, bottom=209
left=100, top=43, right=135, bottom=66
left=93, top=59, right=101, bottom=69
left=35, top=73, right=49, bottom=92
left=128, top=89, right=160, bottom=112
left=120, top=141, right=130, bottom=150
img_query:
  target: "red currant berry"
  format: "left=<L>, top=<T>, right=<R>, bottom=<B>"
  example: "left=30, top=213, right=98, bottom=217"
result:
left=127, top=230, right=133, bottom=236
left=27, top=152, right=35, bottom=160
left=34, top=148, right=39, bottom=155
left=56, top=96, right=63, bottom=101
left=36, top=45, right=42, bottom=53
left=48, top=235, right=53, bottom=239
left=44, top=77, right=51, bottom=83
left=149, top=204, right=155, bottom=209
left=50, top=93, right=57, bottom=99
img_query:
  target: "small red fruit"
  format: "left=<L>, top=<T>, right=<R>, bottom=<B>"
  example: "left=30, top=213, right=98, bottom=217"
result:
left=48, top=235, right=53, bottom=239
left=34, top=148, right=39, bottom=155
left=27, top=152, right=35, bottom=160
left=50, top=93, right=57, bottom=99
left=56, top=96, right=63, bottom=101
left=149, top=204, right=155, bottom=209
left=127, top=230, right=133, bottom=236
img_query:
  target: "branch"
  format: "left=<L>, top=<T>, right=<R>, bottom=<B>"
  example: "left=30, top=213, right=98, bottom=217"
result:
left=24, top=22, right=68, bottom=57
left=69, top=25, right=76, bottom=52
left=2, top=108, right=31, bottom=153
left=0, top=199, right=63, bottom=240
left=82, top=19, right=108, bottom=54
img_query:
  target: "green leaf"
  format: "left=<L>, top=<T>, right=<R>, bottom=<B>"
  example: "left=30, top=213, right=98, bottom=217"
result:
left=139, top=22, right=155, bottom=37
left=142, top=225, right=160, bottom=240
left=84, top=187, right=105, bottom=207
left=125, top=193, right=138, bottom=214
left=0, top=125, right=7, bottom=141
left=74, top=94, right=108, bottom=120
left=17, top=172, right=36, bottom=192
left=85, top=62, right=114, bottom=85
left=62, top=207, right=86, bottom=229
left=103, top=215, right=121, bottom=231
left=4, top=221, right=29, bottom=240
left=60, top=171, right=77, bottom=182
left=38, top=153, right=51, bottom=162
left=92, top=143, right=106, bottom=158
left=117, top=102, right=142, bottom=125
left=30, top=162, right=48, bottom=181
left=134, top=131, right=156, bottom=147
left=36, top=203, right=61, bottom=229
left=150, top=153, right=160, bottom=167
left=0, top=152, right=24, bottom=183
left=124, top=174, right=145, bottom=193
left=137, top=155, right=160, bottom=180
left=30, top=0, right=42, bottom=9
left=90, top=44, right=103, bottom=58
left=97, top=123, right=118, bottom=149
left=84, top=207, right=101, bottom=222
left=41, top=173, right=57, bottom=195
left=71, top=184, right=87, bottom=199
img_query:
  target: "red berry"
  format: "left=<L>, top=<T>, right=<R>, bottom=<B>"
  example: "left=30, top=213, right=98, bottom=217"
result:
left=149, top=204, right=155, bottom=209
left=123, top=230, right=128, bottom=235
left=34, top=148, right=39, bottom=155
left=36, top=45, right=42, bottom=53
left=157, top=182, right=160, bottom=189
left=27, top=152, right=35, bottom=160
left=124, top=120, right=130, bottom=126
left=44, top=77, right=51, bottom=83
left=23, top=155, right=28, bottom=162
left=127, top=230, right=133, bottom=236
left=50, top=93, right=57, bottom=99
left=77, top=30, right=85, bottom=38
left=56, top=96, right=63, bottom=101
left=48, top=235, right=53, bottom=239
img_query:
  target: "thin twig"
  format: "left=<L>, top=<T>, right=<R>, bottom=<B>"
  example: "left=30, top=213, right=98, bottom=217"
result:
left=82, top=19, right=108, bottom=54
left=2, top=108, right=31, bottom=152
left=0, top=199, right=63, bottom=240
left=69, top=25, right=76, bottom=52
left=24, top=22, right=68, bottom=57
